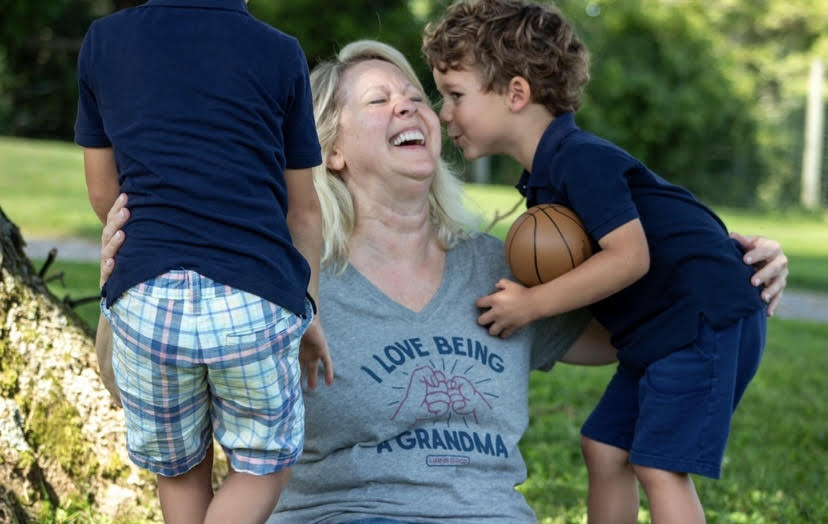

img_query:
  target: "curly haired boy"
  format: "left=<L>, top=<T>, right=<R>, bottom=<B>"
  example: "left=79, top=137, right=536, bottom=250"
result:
left=424, top=1, right=768, bottom=522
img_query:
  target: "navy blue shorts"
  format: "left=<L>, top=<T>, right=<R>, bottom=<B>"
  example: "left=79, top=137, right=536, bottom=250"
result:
left=581, top=309, right=766, bottom=478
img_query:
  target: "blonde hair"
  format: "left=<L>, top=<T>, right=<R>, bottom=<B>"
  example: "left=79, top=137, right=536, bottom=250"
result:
left=311, top=39, right=479, bottom=272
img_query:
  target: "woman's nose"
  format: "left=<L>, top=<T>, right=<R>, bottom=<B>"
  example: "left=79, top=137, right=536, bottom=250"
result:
left=395, top=98, right=417, bottom=116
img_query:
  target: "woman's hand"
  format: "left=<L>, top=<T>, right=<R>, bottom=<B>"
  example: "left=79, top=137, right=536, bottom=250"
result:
left=100, top=193, right=129, bottom=287
left=95, top=194, right=130, bottom=408
left=730, top=232, right=788, bottom=316
left=300, top=319, right=334, bottom=390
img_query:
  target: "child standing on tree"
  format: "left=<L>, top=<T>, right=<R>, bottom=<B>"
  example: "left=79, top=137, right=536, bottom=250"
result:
left=74, top=0, right=331, bottom=521
left=423, top=1, right=767, bottom=521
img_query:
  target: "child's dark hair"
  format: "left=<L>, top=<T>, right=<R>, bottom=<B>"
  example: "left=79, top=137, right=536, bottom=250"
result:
left=423, top=0, right=590, bottom=115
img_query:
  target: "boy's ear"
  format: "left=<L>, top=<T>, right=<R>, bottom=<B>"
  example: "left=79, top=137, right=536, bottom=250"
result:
left=506, top=76, right=532, bottom=112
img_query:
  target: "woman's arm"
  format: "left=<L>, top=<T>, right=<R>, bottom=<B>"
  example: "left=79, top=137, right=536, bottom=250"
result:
left=95, top=194, right=129, bottom=406
left=559, top=319, right=617, bottom=365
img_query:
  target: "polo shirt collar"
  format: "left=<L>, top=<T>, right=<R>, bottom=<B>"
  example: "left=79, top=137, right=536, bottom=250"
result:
left=516, top=112, right=579, bottom=195
left=144, top=0, right=248, bottom=12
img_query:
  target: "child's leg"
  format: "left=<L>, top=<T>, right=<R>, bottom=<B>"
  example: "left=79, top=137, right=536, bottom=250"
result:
left=106, top=272, right=216, bottom=520
left=633, top=465, right=704, bottom=524
left=580, top=364, right=644, bottom=524
left=204, top=286, right=312, bottom=520
left=627, top=312, right=766, bottom=521
left=581, top=436, right=638, bottom=524
left=205, top=467, right=292, bottom=524
left=157, top=450, right=214, bottom=524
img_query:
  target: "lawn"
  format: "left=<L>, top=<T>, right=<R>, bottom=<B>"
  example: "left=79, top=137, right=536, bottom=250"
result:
left=37, top=259, right=828, bottom=523
left=521, top=318, right=828, bottom=523
left=0, top=137, right=100, bottom=240
left=4, top=136, right=828, bottom=522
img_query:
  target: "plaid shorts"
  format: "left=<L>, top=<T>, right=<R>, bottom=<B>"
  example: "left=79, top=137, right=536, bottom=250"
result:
left=103, top=270, right=311, bottom=477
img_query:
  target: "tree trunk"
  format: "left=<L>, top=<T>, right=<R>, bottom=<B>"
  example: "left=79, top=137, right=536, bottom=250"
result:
left=0, top=206, right=159, bottom=522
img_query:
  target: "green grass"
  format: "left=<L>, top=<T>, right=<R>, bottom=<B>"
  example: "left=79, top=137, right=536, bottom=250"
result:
left=520, top=318, right=828, bottom=523
left=0, top=137, right=100, bottom=240
left=44, top=262, right=828, bottom=523
left=464, top=183, right=828, bottom=292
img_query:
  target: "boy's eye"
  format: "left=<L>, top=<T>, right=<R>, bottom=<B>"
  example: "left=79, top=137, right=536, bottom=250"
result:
left=450, top=92, right=462, bottom=100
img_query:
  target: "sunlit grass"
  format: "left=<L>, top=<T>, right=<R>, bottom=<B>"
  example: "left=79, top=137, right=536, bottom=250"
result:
left=521, top=318, right=828, bottom=522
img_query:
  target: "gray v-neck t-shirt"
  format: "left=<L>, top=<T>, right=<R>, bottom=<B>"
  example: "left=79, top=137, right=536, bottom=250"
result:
left=271, top=234, right=591, bottom=523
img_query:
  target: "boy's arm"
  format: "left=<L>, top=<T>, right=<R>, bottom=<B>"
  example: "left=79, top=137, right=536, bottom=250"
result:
left=478, top=218, right=650, bottom=338
left=284, top=167, right=333, bottom=387
left=83, top=147, right=120, bottom=224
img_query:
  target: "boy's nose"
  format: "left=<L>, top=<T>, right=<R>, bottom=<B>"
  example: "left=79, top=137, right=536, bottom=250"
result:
left=439, top=104, right=451, bottom=122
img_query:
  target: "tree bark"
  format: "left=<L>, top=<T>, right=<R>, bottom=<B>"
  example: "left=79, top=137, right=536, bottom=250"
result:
left=0, top=206, right=159, bottom=522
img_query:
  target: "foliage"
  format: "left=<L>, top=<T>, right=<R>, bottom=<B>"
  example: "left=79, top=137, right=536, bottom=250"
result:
left=249, top=0, right=429, bottom=77
left=0, top=1, right=103, bottom=138
left=2, top=0, right=826, bottom=207
left=689, top=0, right=828, bottom=206
left=545, top=0, right=767, bottom=206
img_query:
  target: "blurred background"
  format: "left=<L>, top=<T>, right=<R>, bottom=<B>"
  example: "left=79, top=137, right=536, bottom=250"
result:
left=1, top=0, right=827, bottom=208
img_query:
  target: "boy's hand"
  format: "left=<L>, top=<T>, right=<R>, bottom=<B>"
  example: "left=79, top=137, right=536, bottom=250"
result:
left=299, top=319, right=333, bottom=389
left=476, top=278, right=537, bottom=338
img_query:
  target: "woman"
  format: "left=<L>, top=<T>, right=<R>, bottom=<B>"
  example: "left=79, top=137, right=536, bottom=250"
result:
left=99, top=40, right=788, bottom=523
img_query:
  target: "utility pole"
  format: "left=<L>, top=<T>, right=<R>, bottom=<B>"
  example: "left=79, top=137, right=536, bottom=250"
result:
left=801, top=58, right=824, bottom=209
left=470, top=156, right=491, bottom=184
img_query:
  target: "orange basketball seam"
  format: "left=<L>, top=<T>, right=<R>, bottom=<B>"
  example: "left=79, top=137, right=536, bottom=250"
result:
left=538, top=206, right=576, bottom=271
left=549, top=204, right=590, bottom=236
left=531, top=215, right=543, bottom=285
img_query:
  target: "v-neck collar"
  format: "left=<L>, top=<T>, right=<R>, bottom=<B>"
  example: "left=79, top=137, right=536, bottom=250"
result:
left=343, top=247, right=456, bottom=320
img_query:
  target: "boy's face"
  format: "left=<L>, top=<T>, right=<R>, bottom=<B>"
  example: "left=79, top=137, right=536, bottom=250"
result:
left=433, top=66, right=511, bottom=161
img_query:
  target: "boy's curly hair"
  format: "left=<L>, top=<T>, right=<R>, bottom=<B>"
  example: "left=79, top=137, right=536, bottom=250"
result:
left=423, top=0, right=590, bottom=115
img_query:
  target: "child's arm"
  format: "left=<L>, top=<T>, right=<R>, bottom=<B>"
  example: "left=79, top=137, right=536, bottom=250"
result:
left=477, top=218, right=649, bottom=338
left=82, top=147, right=120, bottom=224
left=284, top=167, right=333, bottom=388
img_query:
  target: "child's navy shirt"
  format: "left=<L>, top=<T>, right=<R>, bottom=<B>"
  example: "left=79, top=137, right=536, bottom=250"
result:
left=516, top=113, right=764, bottom=365
left=74, top=0, right=321, bottom=315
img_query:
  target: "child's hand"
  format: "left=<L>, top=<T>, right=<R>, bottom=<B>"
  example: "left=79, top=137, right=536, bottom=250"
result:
left=299, top=319, right=334, bottom=389
left=476, top=278, right=537, bottom=338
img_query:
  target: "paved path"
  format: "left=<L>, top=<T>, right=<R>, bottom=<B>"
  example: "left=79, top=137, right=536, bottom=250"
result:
left=23, top=236, right=828, bottom=324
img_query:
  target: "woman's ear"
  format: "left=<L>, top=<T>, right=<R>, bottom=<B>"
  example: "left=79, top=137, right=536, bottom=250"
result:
left=327, top=146, right=345, bottom=172
left=506, top=76, right=532, bottom=112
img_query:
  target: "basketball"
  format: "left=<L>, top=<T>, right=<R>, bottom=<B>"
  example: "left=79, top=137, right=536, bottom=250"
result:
left=504, top=204, right=593, bottom=287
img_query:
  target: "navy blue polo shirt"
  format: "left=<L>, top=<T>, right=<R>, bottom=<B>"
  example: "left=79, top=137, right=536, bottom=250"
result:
left=516, top=113, right=764, bottom=365
left=75, top=0, right=321, bottom=315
